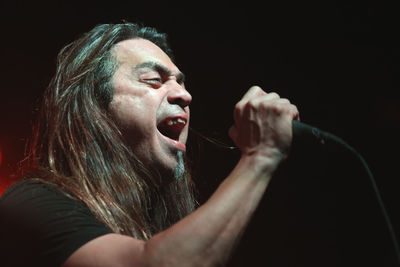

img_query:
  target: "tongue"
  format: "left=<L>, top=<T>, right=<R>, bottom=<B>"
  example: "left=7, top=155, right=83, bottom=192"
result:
left=158, top=120, right=183, bottom=140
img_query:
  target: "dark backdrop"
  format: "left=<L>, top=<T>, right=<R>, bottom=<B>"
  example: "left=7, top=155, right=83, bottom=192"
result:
left=0, top=1, right=399, bottom=266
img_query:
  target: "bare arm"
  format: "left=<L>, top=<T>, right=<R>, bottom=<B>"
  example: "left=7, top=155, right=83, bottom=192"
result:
left=62, top=86, right=299, bottom=267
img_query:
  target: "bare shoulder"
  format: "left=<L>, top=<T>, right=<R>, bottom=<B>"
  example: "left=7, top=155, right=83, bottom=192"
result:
left=61, top=233, right=146, bottom=267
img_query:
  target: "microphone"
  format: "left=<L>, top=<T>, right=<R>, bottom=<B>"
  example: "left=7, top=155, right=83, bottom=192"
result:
left=291, top=120, right=347, bottom=147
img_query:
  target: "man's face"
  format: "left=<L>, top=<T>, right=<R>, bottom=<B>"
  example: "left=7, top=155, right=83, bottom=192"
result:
left=109, top=38, right=192, bottom=178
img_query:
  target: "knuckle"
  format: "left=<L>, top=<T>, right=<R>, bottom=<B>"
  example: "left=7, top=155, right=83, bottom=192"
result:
left=268, top=92, right=280, bottom=99
left=246, top=99, right=261, bottom=110
left=273, top=102, right=292, bottom=114
left=273, top=103, right=285, bottom=113
left=279, top=98, right=290, bottom=104
left=250, top=85, right=262, bottom=91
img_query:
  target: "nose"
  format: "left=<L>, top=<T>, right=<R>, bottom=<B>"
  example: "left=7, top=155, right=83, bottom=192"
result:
left=167, top=82, right=192, bottom=109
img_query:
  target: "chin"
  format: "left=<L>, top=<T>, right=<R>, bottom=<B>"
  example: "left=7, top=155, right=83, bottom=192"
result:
left=155, top=151, right=186, bottom=183
left=172, top=151, right=186, bottom=179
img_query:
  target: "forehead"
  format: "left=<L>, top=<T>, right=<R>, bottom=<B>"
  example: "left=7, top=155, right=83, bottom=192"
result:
left=112, top=38, right=177, bottom=71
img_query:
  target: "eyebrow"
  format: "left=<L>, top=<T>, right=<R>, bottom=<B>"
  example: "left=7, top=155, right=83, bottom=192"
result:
left=134, top=61, right=186, bottom=84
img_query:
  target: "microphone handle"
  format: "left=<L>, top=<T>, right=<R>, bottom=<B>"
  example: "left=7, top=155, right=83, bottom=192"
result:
left=291, top=120, right=346, bottom=146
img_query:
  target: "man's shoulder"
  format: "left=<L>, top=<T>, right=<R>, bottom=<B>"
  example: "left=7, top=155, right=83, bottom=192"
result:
left=0, top=178, right=113, bottom=266
left=0, top=178, right=62, bottom=204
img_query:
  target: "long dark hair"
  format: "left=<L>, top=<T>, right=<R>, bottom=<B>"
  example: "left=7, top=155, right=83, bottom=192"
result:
left=24, top=23, right=197, bottom=239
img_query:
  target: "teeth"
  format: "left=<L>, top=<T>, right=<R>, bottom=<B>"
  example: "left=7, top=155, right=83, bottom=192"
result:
left=177, top=118, right=186, bottom=125
left=166, top=118, right=186, bottom=126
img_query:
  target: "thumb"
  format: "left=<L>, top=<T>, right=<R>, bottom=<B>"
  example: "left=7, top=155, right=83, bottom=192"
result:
left=228, top=125, right=238, bottom=144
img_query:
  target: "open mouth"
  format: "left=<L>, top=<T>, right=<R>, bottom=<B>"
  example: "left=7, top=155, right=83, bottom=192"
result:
left=157, top=117, right=187, bottom=141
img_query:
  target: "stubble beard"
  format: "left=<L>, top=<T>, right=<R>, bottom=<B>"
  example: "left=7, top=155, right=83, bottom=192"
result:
left=174, top=151, right=185, bottom=180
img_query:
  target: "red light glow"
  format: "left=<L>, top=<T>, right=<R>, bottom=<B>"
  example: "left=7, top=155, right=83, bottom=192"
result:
left=0, top=145, right=9, bottom=196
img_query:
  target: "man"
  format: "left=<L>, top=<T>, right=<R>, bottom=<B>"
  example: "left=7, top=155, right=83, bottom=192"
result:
left=0, top=23, right=298, bottom=266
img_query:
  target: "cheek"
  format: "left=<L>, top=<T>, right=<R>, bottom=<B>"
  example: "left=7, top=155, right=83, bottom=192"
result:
left=110, top=96, right=144, bottom=128
left=109, top=95, right=159, bottom=142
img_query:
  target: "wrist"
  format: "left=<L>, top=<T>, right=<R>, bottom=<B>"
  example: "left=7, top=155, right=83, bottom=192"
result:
left=238, top=150, right=283, bottom=176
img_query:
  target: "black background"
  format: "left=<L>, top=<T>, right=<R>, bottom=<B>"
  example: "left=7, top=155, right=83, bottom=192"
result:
left=0, top=1, right=399, bottom=266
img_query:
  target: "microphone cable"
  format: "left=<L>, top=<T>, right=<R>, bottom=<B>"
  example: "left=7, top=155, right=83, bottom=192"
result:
left=292, top=121, right=400, bottom=266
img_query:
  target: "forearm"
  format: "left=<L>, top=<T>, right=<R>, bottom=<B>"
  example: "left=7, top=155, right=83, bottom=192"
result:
left=143, top=155, right=275, bottom=267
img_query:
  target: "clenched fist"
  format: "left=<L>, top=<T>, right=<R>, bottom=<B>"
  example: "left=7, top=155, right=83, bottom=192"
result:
left=229, top=86, right=299, bottom=171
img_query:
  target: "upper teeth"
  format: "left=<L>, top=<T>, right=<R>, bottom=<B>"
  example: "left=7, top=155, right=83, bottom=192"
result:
left=167, top=118, right=186, bottom=126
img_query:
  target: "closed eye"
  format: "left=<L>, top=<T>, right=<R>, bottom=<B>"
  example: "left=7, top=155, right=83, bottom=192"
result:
left=135, top=61, right=185, bottom=88
left=146, top=78, right=162, bottom=82
left=143, top=78, right=163, bottom=88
